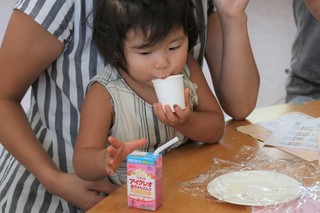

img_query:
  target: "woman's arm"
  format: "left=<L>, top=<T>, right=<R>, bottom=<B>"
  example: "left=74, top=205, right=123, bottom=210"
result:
left=0, top=10, right=117, bottom=210
left=0, top=10, right=65, bottom=186
left=205, top=0, right=260, bottom=120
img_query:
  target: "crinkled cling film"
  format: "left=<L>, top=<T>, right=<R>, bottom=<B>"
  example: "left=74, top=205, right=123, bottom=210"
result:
left=179, top=146, right=320, bottom=212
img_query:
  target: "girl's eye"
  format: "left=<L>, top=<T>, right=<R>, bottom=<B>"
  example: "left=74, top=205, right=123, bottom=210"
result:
left=169, top=46, right=180, bottom=51
left=139, top=51, right=152, bottom=55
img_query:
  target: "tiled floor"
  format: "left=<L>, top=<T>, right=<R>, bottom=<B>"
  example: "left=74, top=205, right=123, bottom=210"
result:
left=1, top=0, right=296, bottom=110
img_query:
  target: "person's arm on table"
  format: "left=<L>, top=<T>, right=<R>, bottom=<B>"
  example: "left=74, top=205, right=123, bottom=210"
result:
left=205, top=0, right=260, bottom=120
left=0, top=10, right=117, bottom=211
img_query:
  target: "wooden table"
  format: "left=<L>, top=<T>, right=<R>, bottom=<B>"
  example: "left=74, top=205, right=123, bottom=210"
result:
left=88, top=101, right=320, bottom=213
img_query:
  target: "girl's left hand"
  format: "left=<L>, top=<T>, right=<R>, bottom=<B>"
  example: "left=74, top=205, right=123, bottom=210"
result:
left=154, top=88, right=191, bottom=127
left=104, top=136, right=147, bottom=175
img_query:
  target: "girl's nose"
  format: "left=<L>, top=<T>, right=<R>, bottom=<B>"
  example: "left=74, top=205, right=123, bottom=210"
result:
left=155, top=56, right=170, bottom=79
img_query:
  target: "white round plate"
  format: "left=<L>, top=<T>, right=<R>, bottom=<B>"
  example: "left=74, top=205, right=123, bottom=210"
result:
left=207, top=170, right=302, bottom=206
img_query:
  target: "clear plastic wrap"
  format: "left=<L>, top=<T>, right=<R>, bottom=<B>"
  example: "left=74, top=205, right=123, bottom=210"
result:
left=179, top=146, right=320, bottom=212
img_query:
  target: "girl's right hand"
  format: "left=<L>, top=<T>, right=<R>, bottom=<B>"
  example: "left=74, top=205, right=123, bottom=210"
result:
left=153, top=88, right=191, bottom=127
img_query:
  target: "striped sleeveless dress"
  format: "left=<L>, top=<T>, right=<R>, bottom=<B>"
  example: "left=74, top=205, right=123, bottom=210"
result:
left=89, top=64, right=198, bottom=186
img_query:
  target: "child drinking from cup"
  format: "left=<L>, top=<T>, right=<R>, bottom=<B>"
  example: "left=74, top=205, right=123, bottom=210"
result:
left=73, top=0, right=224, bottom=186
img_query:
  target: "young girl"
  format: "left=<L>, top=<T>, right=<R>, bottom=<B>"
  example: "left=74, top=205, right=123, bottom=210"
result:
left=73, top=0, right=225, bottom=185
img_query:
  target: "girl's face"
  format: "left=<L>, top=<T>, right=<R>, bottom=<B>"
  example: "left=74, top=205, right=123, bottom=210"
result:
left=123, top=27, right=189, bottom=87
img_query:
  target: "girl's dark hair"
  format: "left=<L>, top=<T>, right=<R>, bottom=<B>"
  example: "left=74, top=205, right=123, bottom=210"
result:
left=92, top=0, right=200, bottom=72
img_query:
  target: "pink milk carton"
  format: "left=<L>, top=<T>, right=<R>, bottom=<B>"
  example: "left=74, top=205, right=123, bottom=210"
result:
left=127, top=151, right=163, bottom=211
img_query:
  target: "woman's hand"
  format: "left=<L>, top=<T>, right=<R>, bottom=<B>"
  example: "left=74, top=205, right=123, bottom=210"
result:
left=46, top=171, right=118, bottom=211
left=154, top=88, right=191, bottom=127
left=213, top=0, right=249, bottom=20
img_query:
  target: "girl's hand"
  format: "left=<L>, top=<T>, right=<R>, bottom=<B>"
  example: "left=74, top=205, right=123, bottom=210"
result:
left=154, top=88, right=191, bottom=127
left=104, top=136, right=147, bottom=175
left=213, top=0, right=249, bottom=20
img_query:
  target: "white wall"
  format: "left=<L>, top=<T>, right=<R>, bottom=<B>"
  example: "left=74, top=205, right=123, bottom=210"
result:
left=246, top=0, right=295, bottom=107
left=0, top=0, right=15, bottom=43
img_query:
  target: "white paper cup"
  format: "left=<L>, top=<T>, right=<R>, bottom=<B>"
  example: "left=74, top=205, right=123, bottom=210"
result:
left=152, top=74, right=185, bottom=111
